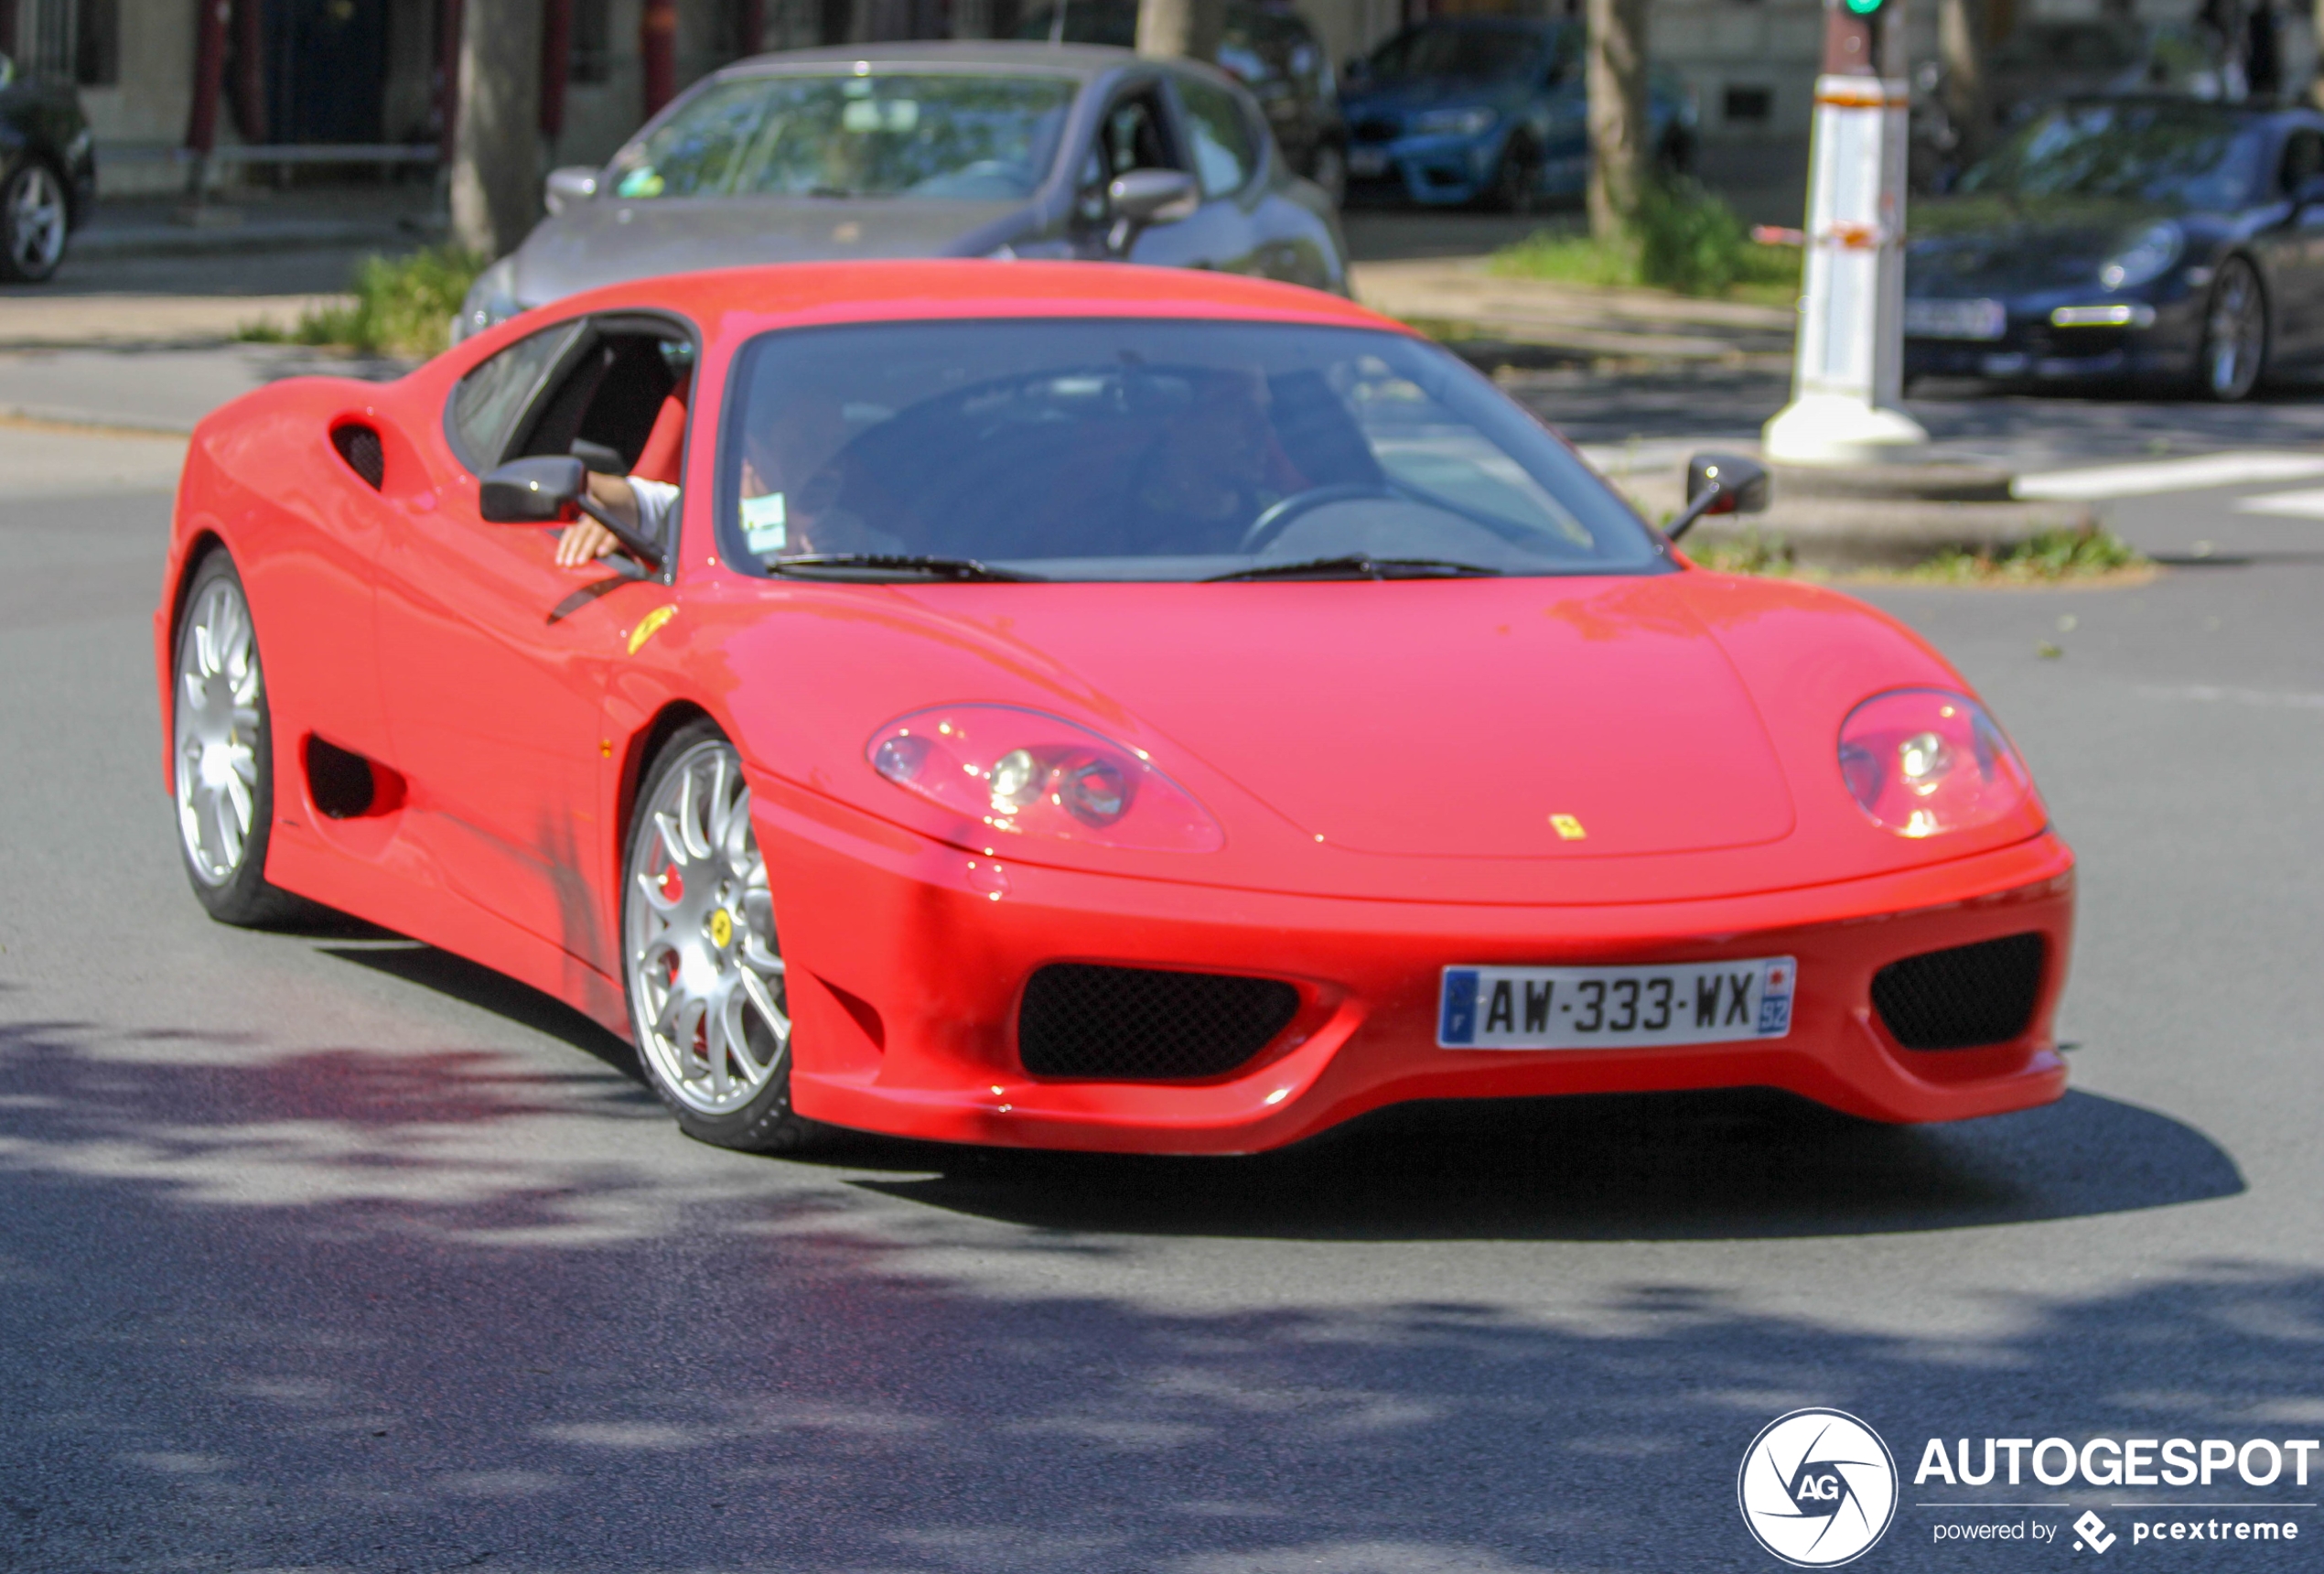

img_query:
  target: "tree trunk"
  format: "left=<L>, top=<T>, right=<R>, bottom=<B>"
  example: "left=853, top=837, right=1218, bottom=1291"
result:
left=1586, top=0, right=1648, bottom=243
left=1938, top=0, right=1984, bottom=160
left=449, top=0, right=542, bottom=257
left=1136, top=0, right=1221, bottom=63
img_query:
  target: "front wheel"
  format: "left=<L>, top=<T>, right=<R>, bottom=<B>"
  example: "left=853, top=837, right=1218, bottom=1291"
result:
left=172, top=552, right=298, bottom=924
left=2199, top=256, right=2267, bottom=403
left=0, top=160, right=68, bottom=283
left=621, top=723, right=818, bottom=1152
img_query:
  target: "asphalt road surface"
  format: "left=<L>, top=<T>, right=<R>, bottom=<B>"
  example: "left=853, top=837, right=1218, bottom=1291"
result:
left=2, top=427, right=2319, bottom=1573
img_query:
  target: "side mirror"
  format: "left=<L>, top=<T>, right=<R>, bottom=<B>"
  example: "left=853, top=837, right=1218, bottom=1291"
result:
left=479, top=455, right=586, bottom=523
left=1666, top=451, right=1770, bottom=541
left=1105, top=168, right=1200, bottom=251
left=543, top=166, right=600, bottom=217
left=479, top=455, right=668, bottom=569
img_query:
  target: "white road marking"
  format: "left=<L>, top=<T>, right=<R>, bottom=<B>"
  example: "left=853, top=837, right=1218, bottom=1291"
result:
left=2012, top=451, right=2324, bottom=501
left=2234, top=486, right=2324, bottom=518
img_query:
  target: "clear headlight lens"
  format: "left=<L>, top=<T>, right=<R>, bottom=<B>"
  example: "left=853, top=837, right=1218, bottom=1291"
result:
left=866, top=705, right=1223, bottom=853
left=1413, top=106, right=1497, bottom=137
left=452, top=258, right=524, bottom=344
left=1837, top=689, right=2034, bottom=839
left=2099, top=221, right=2182, bottom=290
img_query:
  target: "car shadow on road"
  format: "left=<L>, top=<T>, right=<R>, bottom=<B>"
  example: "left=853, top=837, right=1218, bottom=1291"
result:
left=314, top=940, right=640, bottom=1076
left=837, top=1087, right=2243, bottom=1243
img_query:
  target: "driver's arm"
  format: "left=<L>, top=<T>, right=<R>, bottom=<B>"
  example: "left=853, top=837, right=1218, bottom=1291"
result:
left=555, top=473, right=651, bottom=567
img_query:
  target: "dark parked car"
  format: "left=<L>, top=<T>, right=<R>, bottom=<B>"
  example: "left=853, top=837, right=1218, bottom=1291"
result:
left=459, top=42, right=1348, bottom=340
left=0, top=53, right=96, bottom=283
left=1013, top=0, right=1349, bottom=204
left=1904, top=97, right=2324, bottom=401
left=1339, top=17, right=1695, bottom=210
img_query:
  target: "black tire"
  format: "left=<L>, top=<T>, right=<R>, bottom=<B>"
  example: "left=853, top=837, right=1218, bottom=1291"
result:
left=0, top=158, right=69, bottom=284
left=2198, top=255, right=2267, bottom=403
left=620, top=718, right=822, bottom=1153
left=1485, top=135, right=1542, bottom=214
left=170, top=551, right=301, bottom=926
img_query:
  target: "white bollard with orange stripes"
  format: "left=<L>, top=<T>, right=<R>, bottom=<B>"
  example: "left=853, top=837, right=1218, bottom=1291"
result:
left=1764, top=0, right=1929, bottom=467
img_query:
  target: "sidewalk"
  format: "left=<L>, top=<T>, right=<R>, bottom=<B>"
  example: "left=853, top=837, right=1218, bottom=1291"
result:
left=72, top=189, right=436, bottom=262
left=1349, top=256, right=1796, bottom=366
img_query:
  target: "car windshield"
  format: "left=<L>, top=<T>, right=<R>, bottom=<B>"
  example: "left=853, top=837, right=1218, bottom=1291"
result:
left=1953, top=102, right=2267, bottom=210
left=717, top=319, right=1665, bottom=582
left=1367, top=23, right=1550, bottom=82
left=607, top=71, right=1077, bottom=201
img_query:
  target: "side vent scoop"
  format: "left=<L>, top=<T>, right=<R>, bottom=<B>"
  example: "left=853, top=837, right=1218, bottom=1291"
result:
left=331, top=424, right=385, bottom=490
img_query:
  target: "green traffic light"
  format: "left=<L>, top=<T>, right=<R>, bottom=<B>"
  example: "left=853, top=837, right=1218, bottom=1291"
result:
left=1843, top=0, right=1884, bottom=12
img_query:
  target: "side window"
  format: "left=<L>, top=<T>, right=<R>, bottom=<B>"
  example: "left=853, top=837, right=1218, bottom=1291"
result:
left=2281, top=129, right=2324, bottom=195
left=1178, top=78, right=1257, bottom=199
left=511, top=329, right=691, bottom=472
left=447, top=321, right=585, bottom=472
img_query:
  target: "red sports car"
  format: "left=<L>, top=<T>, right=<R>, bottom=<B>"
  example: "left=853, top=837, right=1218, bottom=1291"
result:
left=156, top=262, right=2073, bottom=1155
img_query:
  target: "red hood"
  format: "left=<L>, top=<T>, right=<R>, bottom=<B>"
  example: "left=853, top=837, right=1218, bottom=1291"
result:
left=947, top=576, right=1796, bottom=860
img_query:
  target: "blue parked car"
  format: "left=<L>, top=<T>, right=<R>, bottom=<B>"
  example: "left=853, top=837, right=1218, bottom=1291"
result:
left=1340, top=17, right=1695, bottom=210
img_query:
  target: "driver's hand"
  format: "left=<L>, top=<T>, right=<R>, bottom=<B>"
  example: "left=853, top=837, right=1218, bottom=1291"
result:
left=555, top=518, right=620, bottom=567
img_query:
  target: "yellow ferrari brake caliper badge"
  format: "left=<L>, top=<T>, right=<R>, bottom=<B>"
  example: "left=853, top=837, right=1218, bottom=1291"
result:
left=708, top=910, right=733, bottom=949
left=627, top=605, right=677, bottom=655
left=1550, top=814, right=1587, bottom=841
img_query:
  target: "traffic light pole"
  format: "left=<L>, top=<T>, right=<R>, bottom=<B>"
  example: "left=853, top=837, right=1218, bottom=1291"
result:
left=1763, top=0, right=1931, bottom=466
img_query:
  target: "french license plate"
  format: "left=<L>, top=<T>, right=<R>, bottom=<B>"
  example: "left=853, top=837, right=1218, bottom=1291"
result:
left=1438, top=957, right=1797, bottom=1050
left=1903, top=297, right=2007, bottom=341
left=1349, top=147, right=1391, bottom=178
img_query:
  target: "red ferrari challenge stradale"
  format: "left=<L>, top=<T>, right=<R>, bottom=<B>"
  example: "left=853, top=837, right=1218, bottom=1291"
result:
left=156, top=261, right=2075, bottom=1155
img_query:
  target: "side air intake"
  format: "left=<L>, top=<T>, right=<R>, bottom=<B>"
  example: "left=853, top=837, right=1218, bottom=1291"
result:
left=330, top=424, right=385, bottom=490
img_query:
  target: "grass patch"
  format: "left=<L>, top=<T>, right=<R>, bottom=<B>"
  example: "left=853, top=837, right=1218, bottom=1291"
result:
left=1902, top=526, right=2150, bottom=585
left=1490, top=178, right=1800, bottom=304
left=239, top=244, right=487, bottom=358
left=1687, top=524, right=2152, bottom=586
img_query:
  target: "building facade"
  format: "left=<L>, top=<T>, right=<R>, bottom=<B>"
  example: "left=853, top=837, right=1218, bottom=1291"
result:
left=10, top=0, right=2226, bottom=199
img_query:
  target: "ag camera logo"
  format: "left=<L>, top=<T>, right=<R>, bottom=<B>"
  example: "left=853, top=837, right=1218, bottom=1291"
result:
left=1738, top=1408, right=1899, bottom=1567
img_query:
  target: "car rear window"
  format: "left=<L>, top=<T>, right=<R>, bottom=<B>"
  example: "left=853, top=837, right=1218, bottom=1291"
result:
left=607, top=71, right=1078, bottom=202
left=715, top=318, right=1667, bottom=582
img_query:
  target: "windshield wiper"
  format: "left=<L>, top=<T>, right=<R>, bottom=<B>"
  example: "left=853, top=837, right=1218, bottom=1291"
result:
left=768, top=554, right=1046, bottom=582
left=1203, top=555, right=1503, bottom=583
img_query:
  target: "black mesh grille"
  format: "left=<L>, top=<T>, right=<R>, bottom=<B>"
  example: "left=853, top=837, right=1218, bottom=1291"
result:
left=1018, top=964, right=1300, bottom=1082
left=1872, top=933, right=2046, bottom=1051
left=331, top=424, right=385, bottom=490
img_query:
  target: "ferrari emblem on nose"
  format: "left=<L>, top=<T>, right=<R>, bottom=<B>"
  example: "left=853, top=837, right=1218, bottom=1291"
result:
left=1550, top=814, right=1587, bottom=840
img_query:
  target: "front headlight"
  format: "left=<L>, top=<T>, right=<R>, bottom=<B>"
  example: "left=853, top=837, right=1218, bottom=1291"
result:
left=1837, top=689, right=2035, bottom=839
left=867, top=704, right=1224, bottom=853
left=1412, top=106, right=1497, bottom=138
left=452, top=258, right=524, bottom=344
left=2099, top=221, right=2182, bottom=290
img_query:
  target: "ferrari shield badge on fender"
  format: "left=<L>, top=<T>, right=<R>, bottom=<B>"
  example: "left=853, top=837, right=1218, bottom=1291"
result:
left=627, top=605, right=676, bottom=655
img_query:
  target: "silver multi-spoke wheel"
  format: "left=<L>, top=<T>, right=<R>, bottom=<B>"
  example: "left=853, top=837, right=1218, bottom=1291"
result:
left=4, top=163, right=66, bottom=281
left=624, top=737, right=792, bottom=1124
left=175, top=574, right=263, bottom=886
left=2202, top=257, right=2266, bottom=403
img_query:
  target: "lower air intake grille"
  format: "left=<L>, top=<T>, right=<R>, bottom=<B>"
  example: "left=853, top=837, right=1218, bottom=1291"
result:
left=1017, top=964, right=1300, bottom=1082
left=1871, top=933, right=2046, bottom=1051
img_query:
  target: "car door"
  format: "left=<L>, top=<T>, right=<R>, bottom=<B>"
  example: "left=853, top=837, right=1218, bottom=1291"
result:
left=2265, top=124, right=2324, bottom=364
left=370, top=315, right=687, bottom=971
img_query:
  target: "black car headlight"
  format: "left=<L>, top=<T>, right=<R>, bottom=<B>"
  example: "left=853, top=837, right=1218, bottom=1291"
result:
left=2099, top=221, right=2182, bottom=290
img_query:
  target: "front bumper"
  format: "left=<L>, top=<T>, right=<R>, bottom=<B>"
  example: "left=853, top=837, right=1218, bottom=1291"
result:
left=759, top=776, right=2076, bottom=1155
left=1345, top=128, right=1505, bottom=206
left=1905, top=286, right=2204, bottom=383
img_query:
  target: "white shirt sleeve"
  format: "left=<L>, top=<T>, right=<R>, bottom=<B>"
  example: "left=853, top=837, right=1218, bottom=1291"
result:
left=629, top=479, right=681, bottom=544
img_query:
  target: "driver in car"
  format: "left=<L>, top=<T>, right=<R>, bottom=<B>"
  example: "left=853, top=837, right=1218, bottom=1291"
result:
left=554, top=472, right=679, bottom=567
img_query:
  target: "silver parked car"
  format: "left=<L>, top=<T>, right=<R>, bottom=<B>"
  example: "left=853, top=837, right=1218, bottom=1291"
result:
left=457, top=41, right=1350, bottom=339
